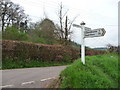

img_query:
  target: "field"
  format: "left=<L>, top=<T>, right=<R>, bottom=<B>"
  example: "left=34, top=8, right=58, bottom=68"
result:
left=59, top=53, right=118, bottom=88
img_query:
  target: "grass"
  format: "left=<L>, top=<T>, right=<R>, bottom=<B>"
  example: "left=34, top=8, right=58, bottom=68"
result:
left=2, top=58, right=71, bottom=69
left=59, top=53, right=118, bottom=88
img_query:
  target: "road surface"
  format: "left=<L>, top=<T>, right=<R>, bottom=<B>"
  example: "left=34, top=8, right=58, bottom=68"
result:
left=1, top=66, right=66, bottom=88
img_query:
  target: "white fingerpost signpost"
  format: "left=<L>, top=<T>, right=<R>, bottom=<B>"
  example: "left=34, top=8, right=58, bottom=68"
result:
left=73, top=22, right=106, bottom=64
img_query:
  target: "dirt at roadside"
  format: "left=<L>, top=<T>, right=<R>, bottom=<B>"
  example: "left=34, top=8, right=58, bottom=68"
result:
left=44, top=77, right=60, bottom=88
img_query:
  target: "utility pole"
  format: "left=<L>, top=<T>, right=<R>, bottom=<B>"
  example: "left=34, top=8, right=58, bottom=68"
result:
left=80, top=21, right=85, bottom=64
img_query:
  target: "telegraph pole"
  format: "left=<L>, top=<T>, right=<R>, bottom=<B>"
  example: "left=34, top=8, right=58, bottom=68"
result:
left=80, top=21, right=85, bottom=64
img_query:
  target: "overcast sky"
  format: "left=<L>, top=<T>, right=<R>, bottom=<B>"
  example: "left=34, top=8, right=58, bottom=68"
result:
left=11, top=0, right=119, bottom=48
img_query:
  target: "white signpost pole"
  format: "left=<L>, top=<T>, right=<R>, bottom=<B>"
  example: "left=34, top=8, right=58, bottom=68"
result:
left=80, top=22, right=85, bottom=64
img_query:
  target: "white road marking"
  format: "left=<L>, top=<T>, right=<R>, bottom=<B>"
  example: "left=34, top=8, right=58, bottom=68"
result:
left=21, top=81, right=35, bottom=85
left=0, top=85, right=14, bottom=88
left=40, top=77, right=55, bottom=82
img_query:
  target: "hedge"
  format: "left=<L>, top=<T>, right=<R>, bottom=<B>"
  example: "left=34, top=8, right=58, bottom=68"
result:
left=2, top=40, right=79, bottom=62
left=2, top=40, right=106, bottom=63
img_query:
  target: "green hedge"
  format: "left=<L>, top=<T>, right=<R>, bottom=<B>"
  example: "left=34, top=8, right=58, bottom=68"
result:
left=2, top=40, right=79, bottom=63
left=2, top=40, right=106, bottom=64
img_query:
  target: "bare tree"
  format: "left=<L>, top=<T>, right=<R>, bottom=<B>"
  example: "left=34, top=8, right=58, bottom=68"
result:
left=57, top=2, right=69, bottom=39
left=56, top=2, right=78, bottom=45
left=64, top=15, right=78, bottom=45
left=64, top=16, right=68, bottom=41
left=65, top=16, right=78, bottom=40
left=0, top=0, right=27, bottom=31
left=59, top=2, right=63, bottom=39
left=0, top=0, right=12, bottom=31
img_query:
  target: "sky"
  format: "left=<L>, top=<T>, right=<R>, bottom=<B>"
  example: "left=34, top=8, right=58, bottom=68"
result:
left=11, top=0, right=119, bottom=48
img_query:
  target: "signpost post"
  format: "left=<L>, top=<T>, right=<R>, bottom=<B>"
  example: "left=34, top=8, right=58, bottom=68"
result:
left=80, top=22, right=85, bottom=64
left=73, top=22, right=106, bottom=64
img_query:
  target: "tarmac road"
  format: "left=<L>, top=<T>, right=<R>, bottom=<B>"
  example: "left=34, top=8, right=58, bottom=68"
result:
left=1, top=66, right=66, bottom=88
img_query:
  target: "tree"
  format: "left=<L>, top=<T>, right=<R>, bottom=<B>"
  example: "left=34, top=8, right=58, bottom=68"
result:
left=39, top=18, right=56, bottom=44
left=0, top=0, right=27, bottom=31
left=0, top=0, right=12, bottom=31
left=20, top=20, right=28, bottom=33
left=56, top=2, right=78, bottom=45
left=57, top=2, right=69, bottom=39
left=107, top=44, right=118, bottom=53
left=64, top=16, right=77, bottom=41
left=28, top=18, right=57, bottom=44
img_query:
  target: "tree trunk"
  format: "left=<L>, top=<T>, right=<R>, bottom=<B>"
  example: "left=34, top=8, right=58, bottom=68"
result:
left=64, top=16, right=68, bottom=45
left=65, top=16, right=68, bottom=40
left=60, top=8, right=63, bottom=38
left=2, top=15, right=5, bottom=31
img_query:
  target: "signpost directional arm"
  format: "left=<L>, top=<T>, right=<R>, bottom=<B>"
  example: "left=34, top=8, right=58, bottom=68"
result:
left=73, top=24, right=82, bottom=28
left=84, top=28, right=106, bottom=38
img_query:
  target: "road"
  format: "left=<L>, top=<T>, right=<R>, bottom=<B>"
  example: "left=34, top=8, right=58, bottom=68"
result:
left=1, top=66, right=66, bottom=88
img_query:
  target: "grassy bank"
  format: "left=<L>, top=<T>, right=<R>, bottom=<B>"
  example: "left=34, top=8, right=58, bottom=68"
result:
left=2, top=58, right=71, bottom=69
left=60, top=53, right=118, bottom=88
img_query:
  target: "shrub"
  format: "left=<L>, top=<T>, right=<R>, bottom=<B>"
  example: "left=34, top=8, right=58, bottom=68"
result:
left=2, top=27, right=28, bottom=41
left=31, top=38, right=48, bottom=44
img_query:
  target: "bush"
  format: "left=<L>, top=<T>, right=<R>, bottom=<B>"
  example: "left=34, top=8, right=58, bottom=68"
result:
left=2, top=27, right=28, bottom=41
left=31, top=37, right=53, bottom=44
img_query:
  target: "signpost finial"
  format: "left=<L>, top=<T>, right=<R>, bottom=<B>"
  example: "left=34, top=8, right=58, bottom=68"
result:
left=80, top=21, right=85, bottom=25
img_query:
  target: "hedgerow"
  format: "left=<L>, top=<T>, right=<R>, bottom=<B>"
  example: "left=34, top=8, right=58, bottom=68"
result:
left=2, top=40, right=106, bottom=63
left=2, top=40, right=79, bottom=63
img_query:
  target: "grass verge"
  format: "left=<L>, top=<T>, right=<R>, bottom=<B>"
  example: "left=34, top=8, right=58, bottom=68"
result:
left=2, top=58, right=71, bottom=69
left=59, top=53, right=118, bottom=88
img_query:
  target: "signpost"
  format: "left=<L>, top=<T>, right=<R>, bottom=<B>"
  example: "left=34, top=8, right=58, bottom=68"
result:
left=85, top=27, right=91, bottom=31
left=73, top=22, right=106, bottom=64
left=73, top=24, right=82, bottom=28
left=84, top=28, right=106, bottom=38
left=73, top=24, right=91, bottom=31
